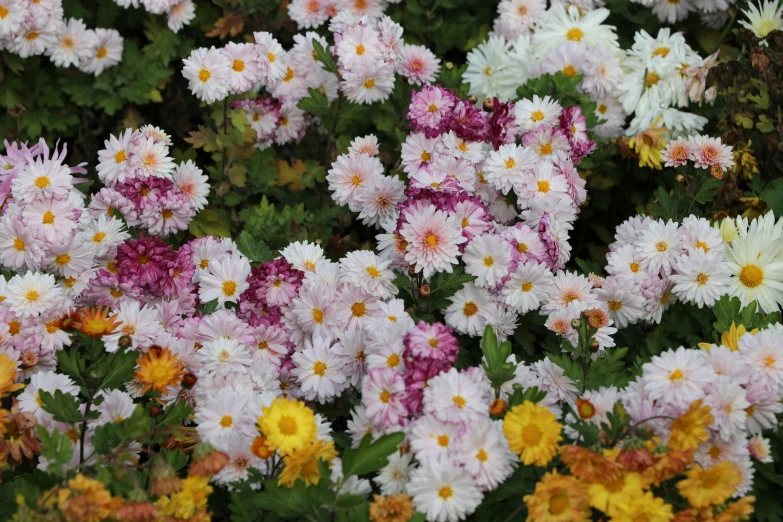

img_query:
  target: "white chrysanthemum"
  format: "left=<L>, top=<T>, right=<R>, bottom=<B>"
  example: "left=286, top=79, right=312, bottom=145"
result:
left=444, top=282, right=492, bottom=336
left=341, top=61, right=395, bottom=105
left=407, top=459, right=484, bottom=522
left=533, top=4, right=618, bottom=57
left=133, top=136, right=174, bottom=180
left=172, top=160, right=210, bottom=210
left=484, top=143, right=536, bottom=195
left=400, top=204, right=467, bottom=278
left=514, top=95, right=562, bottom=133
left=94, top=389, right=135, bottom=426
left=327, top=152, right=384, bottom=211
left=48, top=18, right=96, bottom=68
left=285, top=284, right=341, bottom=343
left=355, top=174, right=406, bottom=228
left=606, top=244, right=648, bottom=284
left=533, top=357, right=578, bottom=406
left=642, top=346, right=716, bottom=410
left=221, top=42, right=262, bottom=94
left=12, top=158, right=73, bottom=203
left=79, top=28, right=123, bottom=76
left=423, top=368, right=490, bottom=425
left=594, top=275, right=645, bottom=329
left=194, top=389, right=256, bottom=447
left=281, top=240, right=324, bottom=272
left=725, top=225, right=783, bottom=314
left=96, top=128, right=136, bottom=186
left=464, top=35, right=528, bottom=101
left=167, top=0, right=196, bottom=33
left=635, top=219, right=683, bottom=276
left=0, top=0, right=25, bottom=37
left=462, top=234, right=511, bottom=288
left=103, top=301, right=162, bottom=352
left=339, top=250, right=396, bottom=299
left=6, top=272, right=61, bottom=318
left=520, top=160, right=570, bottom=206
left=541, top=270, right=598, bottom=315
left=704, top=376, right=750, bottom=442
left=501, top=261, right=553, bottom=314
left=196, top=338, right=253, bottom=376
left=292, top=336, right=348, bottom=403
left=374, top=451, right=414, bottom=495
left=670, top=250, right=731, bottom=308
left=740, top=0, right=783, bottom=38
left=198, top=254, right=251, bottom=306
left=182, top=47, right=231, bottom=104
left=455, top=418, right=515, bottom=491
left=739, top=327, right=783, bottom=394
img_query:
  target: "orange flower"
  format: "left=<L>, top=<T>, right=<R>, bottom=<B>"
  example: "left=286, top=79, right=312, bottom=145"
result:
left=0, top=400, right=41, bottom=467
left=560, top=445, right=623, bottom=484
left=57, top=474, right=118, bottom=522
left=0, top=354, right=23, bottom=398
left=134, top=348, right=185, bottom=396
left=72, top=306, right=121, bottom=338
left=642, top=449, right=695, bottom=487
left=369, top=494, right=415, bottom=522
left=714, top=497, right=755, bottom=522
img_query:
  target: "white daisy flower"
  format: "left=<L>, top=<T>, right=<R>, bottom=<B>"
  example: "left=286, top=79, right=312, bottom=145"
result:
left=514, top=95, right=562, bottom=133
left=423, top=368, right=490, bottom=425
left=374, top=451, right=414, bottom=495
left=670, top=250, right=731, bottom=309
left=642, top=346, right=716, bottom=410
left=281, top=240, right=324, bottom=272
left=182, top=46, right=231, bottom=104
left=291, top=336, right=349, bottom=403
left=339, top=250, right=397, bottom=299
left=462, top=234, right=511, bottom=289
left=6, top=272, right=61, bottom=318
left=79, top=28, right=123, bottom=76
left=444, top=282, right=492, bottom=336
left=407, top=459, right=484, bottom=522
left=635, top=218, right=683, bottom=276
left=501, top=261, right=553, bottom=314
left=198, top=254, right=251, bottom=306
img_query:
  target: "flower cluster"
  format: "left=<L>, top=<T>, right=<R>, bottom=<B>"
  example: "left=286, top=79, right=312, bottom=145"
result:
left=111, top=0, right=196, bottom=33
left=630, top=0, right=737, bottom=27
left=467, top=3, right=720, bottom=148
left=287, top=0, right=400, bottom=30
left=94, top=125, right=209, bottom=236
left=662, top=134, right=736, bottom=178
left=0, top=0, right=123, bottom=75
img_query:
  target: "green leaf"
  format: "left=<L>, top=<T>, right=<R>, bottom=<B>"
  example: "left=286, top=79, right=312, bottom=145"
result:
left=237, top=231, right=275, bottom=263
left=161, top=449, right=189, bottom=471
left=762, top=178, right=783, bottom=215
left=311, top=39, right=338, bottom=75
left=97, top=349, right=139, bottom=390
left=55, top=349, right=87, bottom=389
left=425, top=269, right=476, bottom=310
left=341, top=432, right=405, bottom=478
left=480, top=325, right=516, bottom=389
left=38, top=390, right=83, bottom=423
left=692, top=177, right=723, bottom=204
left=92, top=422, right=121, bottom=455
left=159, top=400, right=194, bottom=428
left=713, top=294, right=743, bottom=332
left=649, top=186, right=679, bottom=220
left=36, top=426, right=74, bottom=477
left=297, top=88, right=331, bottom=115
left=587, top=347, right=629, bottom=389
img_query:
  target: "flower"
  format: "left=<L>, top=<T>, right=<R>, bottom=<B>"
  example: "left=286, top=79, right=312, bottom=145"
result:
left=57, top=474, right=116, bottom=522
left=503, top=401, right=562, bottom=466
left=0, top=354, right=23, bottom=398
left=423, top=368, right=490, bottom=425
left=661, top=137, right=692, bottom=168
left=739, top=0, right=783, bottom=39
left=258, top=397, right=317, bottom=456
left=5, top=272, right=60, bottom=318
left=72, top=306, right=121, bottom=338
left=523, top=471, right=590, bottom=522
left=369, top=494, right=415, bottom=522
left=291, top=336, right=349, bottom=403
left=278, top=439, right=337, bottom=487
left=79, top=28, right=123, bottom=76
left=444, top=282, right=492, bottom=336
left=668, top=400, right=713, bottom=451
left=725, top=223, right=783, bottom=314
left=198, top=254, right=251, bottom=306
left=670, top=250, right=731, bottom=308
left=636, top=219, right=683, bottom=276
left=610, top=491, right=674, bottom=522
left=182, top=47, right=230, bottom=103
left=155, top=476, right=212, bottom=521
left=135, top=348, right=186, bottom=396
left=407, top=459, right=484, bottom=522
left=642, top=347, right=716, bottom=410
left=677, top=462, right=741, bottom=508
left=400, top=204, right=467, bottom=278
left=399, top=45, right=440, bottom=86
left=462, top=234, right=511, bottom=289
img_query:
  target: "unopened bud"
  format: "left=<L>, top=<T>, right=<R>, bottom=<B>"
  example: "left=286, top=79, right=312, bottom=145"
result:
left=408, top=264, right=417, bottom=277
left=118, top=335, right=133, bottom=349
left=675, top=174, right=685, bottom=183
left=445, top=61, right=454, bottom=70
left=483, top=98, right=494, bottom=112
left=490, top=398, right=507, bottom=416
left=467, top=96, right=478, bottom=105
left=419, top=284, right=431, bottom=297
left=571, top=318, right=582, bottom=329
left=589, top=340, right=600, bottom=351
left=150, top=405, right=163, bottom=417
left=182, top=373, right=198, bottom=388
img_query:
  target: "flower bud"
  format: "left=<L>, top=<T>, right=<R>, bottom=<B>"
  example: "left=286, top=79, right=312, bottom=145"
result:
left=489, top=398, right=507, bottom=416
left=589, top=340, right=600, bottom=351
left=571, top=318, right=582, bottom=329
left=408, top=264, right=417, bottom=277
left=482, top=98, right=494, bottom=112
left=182, top=373, right=198, bottom=388
left=445, top=61, right=454, bottom=70
left=467, top=96, right=478, bottom=105
left=419, top=284, right=431, bottom=297
left=150, top=405, right=163, bottom=417
left=118, top=335, right=133, bottom=350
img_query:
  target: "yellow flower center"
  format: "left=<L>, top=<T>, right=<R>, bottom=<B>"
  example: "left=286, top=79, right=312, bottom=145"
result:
left=505, top=158, right=516, bottom=169
left=566, top=28, right=584, bottom=41
left=646, top=72, right=660, bottom=86
left=537, top=180, right=550, bottom=193
left=425, top=234, right=438, bottom=248
left=55, top=253, right=71, bottom=266
left=540, top=143, right=553, bottom=155
left=351, top=302, right=366, bottom=317
left=96, top=47, right=107, bottom=58
left=438, top=486, right=453, bottom=499
left=278, top=416, right=298, bottom=435
left=549, top=494, right=570, bottom=515
left=656, top=241, right=668, bottom=252
left=476, top=449, right=488, bottom=462
left=521, top=281, right=533, bottom=292
left=739, top=265, right=763, bottom=288
left=0, top=6, right=8, bottom=18
left=356, top=44, right=365, bottom=55
left=607, top=300, right=623, bottom=311
left=380, top=390, right=391, bottom=403
left=232, top=59, right=245, bottom=72
left=630, top=262, right=640, bottom=273
left=483, top=255, right=494, bottom=267
left=697, top=273, right=709, bottom=285
left=220, top=415, right=233, bottom=428
left=437, top=435, right=449, bottom=447
left=13, top=238, right=25, bottom=251
left=463, top=302, right=478, bottom=317
left=35, top=176, right=50, bottom=189
left=283, top=68, right=295, bottom=82
left=26, top=290, right=39, bottom=302
left=453, top=395, right=466, bottom=408
left=363, top=78, right=375, bottom=89
left=669, top=369, right=684, bottom=381
left=387, top=353, right=400, bottom=368
left=531, top=110, right=545, bottom=122
left=420, top=151, right=432, bottom=162
left=313, top=361, right=327, bottom=376
left=222, top=281, right=237, bottom=296
left=652, top=46, right=670, bottom=57
left=312, top=308, right=324, bottom=324
left=562, top=65, right=577, bottom=77
left=42, top=211, right=55, bottom=225
left=366, top=266, right=381, bottom=278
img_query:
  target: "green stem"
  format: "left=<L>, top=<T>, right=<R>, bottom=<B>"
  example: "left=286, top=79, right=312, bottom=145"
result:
left=712, top=10, right=738, bottom=54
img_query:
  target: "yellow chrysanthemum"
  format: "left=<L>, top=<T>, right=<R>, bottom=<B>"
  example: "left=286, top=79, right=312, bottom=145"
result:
left=0, top=354, right=23, bottom=398
left=155, top=475, right=213, bottom=520
left=609, top=491, right=673, bottom=522
left=369, top=494, right=415, bottom=522
left=668, top=400, right=713, bottom=451
left=628, top=126, right=667, bottom=170
left=715, top=496, right=755, bottom=522
left=57, top=474, right=116, bottom=522
left=258, top=397, right=317, bottom=456
left=677, top=462, right=741, bottom=509
left=523, top=471, right=590, bottom=522
left=720, top=322, right=758, bottom=352
left=278, top=439, right=337, bottom=488
left=503, top=401, right=562, bottom=466
left=134, top=348, right=185, bottom=396
left=587, top=472, right=644, bottom=514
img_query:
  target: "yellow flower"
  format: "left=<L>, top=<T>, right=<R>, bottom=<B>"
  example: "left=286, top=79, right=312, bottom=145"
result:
left=588, top=472, right=644, bottom=514
left=57, top=474, right=116, bottom=522
left=0, top=354, right=23, bottom=398
left=258, top=397, right=317, bottom=456
left=628, top=126, right=667, bottom=170
left=369, top=494, right=415, bottom=522
left=523, top=471, right=590, bottom=522
left=156, top=475, right=213, bottom=520
left=72, top=306, right=121, bottom=338
left=676, top=462, right=740, bottom=509
left=717, top=217, right=739, bottom=244
left=715, top=496, right=755, bottom=522
left=719, top=322, right=757, bottom=352
left=668, top=400, right=713, bottom=451
left=503, top=401, right=562, bottom=467
left=609, top=491, right=673, bottom=522
left=278, top=439, right=337, bottom=488
left=134, top=348, right=185, bottom=396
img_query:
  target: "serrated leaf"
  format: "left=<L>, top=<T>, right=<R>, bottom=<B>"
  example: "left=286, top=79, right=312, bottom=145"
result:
left=650, top=186, right=679, bottom=220
left=39, top=390, right=83, bottom=423
left=36, top=426, right=74, bottom=477
left=426, top=269, right=476, bottom=310
left=237, top=231, right=275, bottom=263
left=341, top=432, right=405, bottom=478
left=297, top=88, right=331, bottom=115
left=692, top=176, right=723, bottom=204
left=97, top=349, right=139, bottom=390
left=713, top=294, right=743, bottom=332
left=311, top=39, right=338, bottom=75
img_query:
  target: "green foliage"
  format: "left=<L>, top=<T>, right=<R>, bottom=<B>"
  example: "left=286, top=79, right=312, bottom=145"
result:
left=341, top=432, right=405, bottom=478
left=35, top=426, right=74, bottom=477
left=480, top=325, right=516, bottom=390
